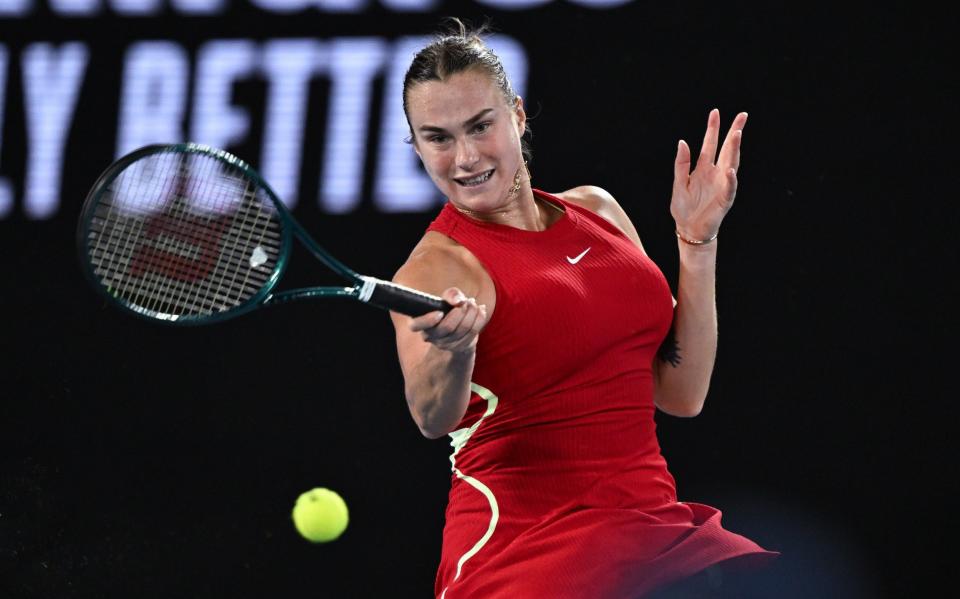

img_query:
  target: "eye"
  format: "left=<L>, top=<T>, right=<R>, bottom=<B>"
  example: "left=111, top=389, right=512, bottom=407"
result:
left=428, top=134, right=449, bottom=144
left=473, top=121, right=492, bottom=134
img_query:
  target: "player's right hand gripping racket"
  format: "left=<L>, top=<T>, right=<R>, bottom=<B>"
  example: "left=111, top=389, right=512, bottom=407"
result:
left=77, top=143, right=452, bottom=324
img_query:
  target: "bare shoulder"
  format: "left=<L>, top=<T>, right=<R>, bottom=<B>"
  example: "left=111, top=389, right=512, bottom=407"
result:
left=555, top=185, right=646, bottom=252
left=555, top=185, right=615, bottom=213
left=392, top=231, right=495, bottom=311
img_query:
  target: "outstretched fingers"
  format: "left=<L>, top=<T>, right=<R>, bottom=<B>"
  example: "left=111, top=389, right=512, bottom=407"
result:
left=695, top=108, right=721, bottom=169
left=673, top=139, right=691, bottom=197
left=718, top=112, right=748, bottom=173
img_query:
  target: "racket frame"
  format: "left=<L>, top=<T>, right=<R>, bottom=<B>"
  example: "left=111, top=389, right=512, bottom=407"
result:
left=77, top=143, right=439, bottom=325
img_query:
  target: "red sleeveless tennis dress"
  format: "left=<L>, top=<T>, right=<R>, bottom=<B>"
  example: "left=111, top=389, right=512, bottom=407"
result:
left=425, top=190, right=776, bottom=598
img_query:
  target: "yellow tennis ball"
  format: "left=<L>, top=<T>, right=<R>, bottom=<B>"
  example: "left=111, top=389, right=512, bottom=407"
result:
left=291, top=487, right=349, bottom=543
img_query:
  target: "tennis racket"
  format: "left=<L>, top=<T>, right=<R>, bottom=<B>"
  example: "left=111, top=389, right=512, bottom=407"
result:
left=77, top=143, right=452, bottom=324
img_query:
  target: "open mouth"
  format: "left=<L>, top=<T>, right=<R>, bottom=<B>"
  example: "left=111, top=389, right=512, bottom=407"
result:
left=454, top=169, right=495, bottom=187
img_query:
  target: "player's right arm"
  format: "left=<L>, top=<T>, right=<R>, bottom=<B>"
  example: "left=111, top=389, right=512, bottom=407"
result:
left=390, top=234, right=490, bottom=439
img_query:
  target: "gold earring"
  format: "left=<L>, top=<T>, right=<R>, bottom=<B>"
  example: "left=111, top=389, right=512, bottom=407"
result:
left=510, top=163, right=523, bottom=195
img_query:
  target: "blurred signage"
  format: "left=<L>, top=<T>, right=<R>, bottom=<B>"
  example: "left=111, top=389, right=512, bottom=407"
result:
left=0, top=0, right=631, bottom=219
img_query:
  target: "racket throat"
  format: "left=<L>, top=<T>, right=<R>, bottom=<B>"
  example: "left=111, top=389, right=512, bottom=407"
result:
left=264, top=287, right=356, bottom=305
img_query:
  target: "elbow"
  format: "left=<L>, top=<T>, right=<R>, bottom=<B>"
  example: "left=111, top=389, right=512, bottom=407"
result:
left=654, top=393, right=706, bottom=418
left=668, top=402, right=705, bottom=418
left=418, top=424, right=449, bottom=440
left=405, top=389, right=456, bottom=440
left=414, top=414, right=455, bottom=440
left=653, top=375, right=710, bottom=418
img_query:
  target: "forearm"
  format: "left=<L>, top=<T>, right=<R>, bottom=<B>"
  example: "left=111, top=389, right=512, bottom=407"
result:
left=655, top=240, right=719, bottom=416
left=405, top=346, right=475, bottom=438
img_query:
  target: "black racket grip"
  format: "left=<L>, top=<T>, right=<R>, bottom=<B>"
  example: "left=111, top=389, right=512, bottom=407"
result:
left=361, top=278, right=454, bottom=317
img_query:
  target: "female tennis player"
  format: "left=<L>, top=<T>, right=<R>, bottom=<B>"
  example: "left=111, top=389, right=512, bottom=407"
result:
left=389, top=20, right=778, bottom=598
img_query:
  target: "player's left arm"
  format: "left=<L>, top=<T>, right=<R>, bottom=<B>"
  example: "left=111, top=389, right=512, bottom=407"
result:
left=563, top=109, right=747, bottom=417
left=653, top=109, right=747, bottom=416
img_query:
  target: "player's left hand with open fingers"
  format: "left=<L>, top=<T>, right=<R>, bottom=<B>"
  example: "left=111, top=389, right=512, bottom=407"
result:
left=670, top=109, right=748, bottom=242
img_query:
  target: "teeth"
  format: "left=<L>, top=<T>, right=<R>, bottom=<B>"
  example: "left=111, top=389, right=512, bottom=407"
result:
left=459, top=170, right=493, bottom=186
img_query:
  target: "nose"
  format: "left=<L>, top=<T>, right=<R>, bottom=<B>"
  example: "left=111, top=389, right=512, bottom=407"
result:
left=455, top=137, right=480, bottom=171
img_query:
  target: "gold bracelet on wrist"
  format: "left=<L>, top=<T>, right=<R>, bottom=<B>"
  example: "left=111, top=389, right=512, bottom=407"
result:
left=675, top=229, right=718, bottom=245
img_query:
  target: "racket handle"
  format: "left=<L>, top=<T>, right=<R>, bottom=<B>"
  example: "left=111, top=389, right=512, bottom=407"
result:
left=358, top=277, right=453, bottom=317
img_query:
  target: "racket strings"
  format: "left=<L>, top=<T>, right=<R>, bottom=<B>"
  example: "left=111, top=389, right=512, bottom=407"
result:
left=91, top=156, right=193, bottom=312
left=155, top=160, right=281, bottom=314
left=90, top=159, right=177, bottom=311
left=124, top=156, right=194, bottom=314
left=88, top=158, right=161, bottom=293
left=85, top=151, right=284, bottom=318
left=118, top=185, right=278, bottom=314
left=207, top=176, right=274, bottom=315
left=140, top=157, right=252, bottom=315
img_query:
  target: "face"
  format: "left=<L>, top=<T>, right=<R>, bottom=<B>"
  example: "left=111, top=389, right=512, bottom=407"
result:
left=406, top=69, right=526, bottom=214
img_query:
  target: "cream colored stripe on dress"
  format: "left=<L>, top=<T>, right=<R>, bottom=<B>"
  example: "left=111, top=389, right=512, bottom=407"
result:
left=439, top=382, right=499, bottom=599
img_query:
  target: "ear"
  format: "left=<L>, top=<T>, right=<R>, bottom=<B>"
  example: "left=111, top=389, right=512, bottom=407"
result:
left=514, top=96, right=527, bottom=136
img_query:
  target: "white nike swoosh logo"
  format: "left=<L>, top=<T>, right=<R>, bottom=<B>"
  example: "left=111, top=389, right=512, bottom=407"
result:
left=566, top=247, right=591, bottom=264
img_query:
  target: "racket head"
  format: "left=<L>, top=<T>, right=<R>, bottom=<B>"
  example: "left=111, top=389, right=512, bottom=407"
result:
left=77, top=143, right=293, bottom=324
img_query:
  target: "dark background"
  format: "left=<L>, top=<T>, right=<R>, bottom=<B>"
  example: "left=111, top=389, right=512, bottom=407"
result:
left=1, top=3, right=953, bottom=598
